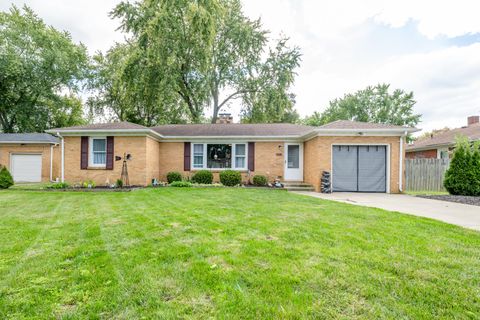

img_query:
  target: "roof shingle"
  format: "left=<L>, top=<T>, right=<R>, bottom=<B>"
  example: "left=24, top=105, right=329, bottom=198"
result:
left=318, top=120, right=413, bottom=130
left=0, top=133, right=59, bottom=144
left=49, top=121, right=149, bottom=131
left=407, top=123, right=480, bottom=150
left=151, top=123, right=314, bottom=137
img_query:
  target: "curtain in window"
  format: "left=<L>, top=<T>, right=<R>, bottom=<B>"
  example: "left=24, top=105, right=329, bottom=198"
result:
left=193, top=144, right=204, bottom=168
left=93, top=139, right=106, bottom=164
left=235, top=144, right=246, bottom=168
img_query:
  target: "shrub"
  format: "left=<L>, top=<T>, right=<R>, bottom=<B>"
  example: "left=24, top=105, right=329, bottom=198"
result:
left=220, top=170, right=242, bottom=187
left=82, top=180, right=96, bottom=188
left=191, top=170, right=213, bottom=184
left=46, top=182, right=70, bottom=189
left=252, top=175, right=268, bottom=186
left=167, top=171, right=182, bottom=183
left=444, top=138, right=480, bottom=196
left=0, top=166, right=14, bottom=189
left=116, top=179, right=123, bottom=188
left=170, top=181, right=193, bottom=187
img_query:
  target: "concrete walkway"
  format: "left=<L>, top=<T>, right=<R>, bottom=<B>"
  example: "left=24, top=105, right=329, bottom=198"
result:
left=294, top=192, right=480, bottom=231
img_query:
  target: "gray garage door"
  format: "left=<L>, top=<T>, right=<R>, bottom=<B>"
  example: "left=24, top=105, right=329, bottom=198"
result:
left=332, top=145, right=386, bottom=192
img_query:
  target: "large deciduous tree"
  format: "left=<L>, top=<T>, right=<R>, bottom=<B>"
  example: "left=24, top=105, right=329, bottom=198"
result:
left=304, top=84, right=421, bottom=127
left=103, top=0, right=301, bottom=124
left=0, top=6, right=89, bottom=133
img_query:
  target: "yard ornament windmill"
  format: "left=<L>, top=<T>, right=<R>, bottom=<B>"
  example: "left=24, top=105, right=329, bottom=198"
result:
left=115, top=153, right=132, bottom=187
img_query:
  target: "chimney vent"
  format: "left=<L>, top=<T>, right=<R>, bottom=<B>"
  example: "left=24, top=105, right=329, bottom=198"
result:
left=468, top=115, right=479, bottom=126
left=216, top=113, right=234, bottom=124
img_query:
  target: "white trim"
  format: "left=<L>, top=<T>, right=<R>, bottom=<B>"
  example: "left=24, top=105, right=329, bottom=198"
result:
left=330, top=143, right=391, bottom=193
left=88, top=137, right=107, bottom=168
left=45, top=129, right=163, bottom=142
left=190, top=142, right=248, bottom=171
left=60, top=134, right=64, bottom=183
left=399, top=137, right=403, bottom=192
left=0, top=141, right=58, bottom=145
left=284, top=143, right=304, bottom=181
left=50, top=145, right=53, bottom=182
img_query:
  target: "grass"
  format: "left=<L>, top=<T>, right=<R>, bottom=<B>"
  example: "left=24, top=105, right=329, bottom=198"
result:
left=0, top=188, right=479, bottom=319
left=405, top=190, right=449, bottom=196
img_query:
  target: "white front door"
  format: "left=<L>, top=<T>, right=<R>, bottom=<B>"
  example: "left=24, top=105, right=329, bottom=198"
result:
left=284, top=143, right=303, bottom=181
left=10, top=154, right=42, bottom=182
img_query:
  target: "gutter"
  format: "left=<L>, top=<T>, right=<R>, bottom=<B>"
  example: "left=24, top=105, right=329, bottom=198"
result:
left=399, top=131, right=407, bottom=192
left=54, top=132, right=65, bottom=183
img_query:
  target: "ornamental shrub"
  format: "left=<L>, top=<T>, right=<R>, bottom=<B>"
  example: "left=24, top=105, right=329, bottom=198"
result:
left=191, top=170, right=213, bottom=184
left=46, top=182, right=70, bottom=189
left=167, top=171, right=182, bottom=183
left=252, top=175, right=268, bottom=186
left=170, top=181, right=193, bottom=187
left=0, top=166, right=14, bottom=189
left=220, top=170, right=242, bottom=186
left=444, top=138, right=480, bottom=196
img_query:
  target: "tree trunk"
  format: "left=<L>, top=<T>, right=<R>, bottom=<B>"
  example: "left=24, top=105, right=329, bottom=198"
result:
left=211, top=88, right=220, bottom=124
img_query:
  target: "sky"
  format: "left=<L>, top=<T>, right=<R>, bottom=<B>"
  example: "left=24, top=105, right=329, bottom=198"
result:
left=2, top=0, right=480, bottom=132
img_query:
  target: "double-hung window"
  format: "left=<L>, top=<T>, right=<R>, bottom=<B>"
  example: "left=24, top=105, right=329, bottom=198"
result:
left=191, top=143, right=247, bottom=170
left=89, top=137, right=107, bottom=167
left=193, top=144, right=204, bottom=168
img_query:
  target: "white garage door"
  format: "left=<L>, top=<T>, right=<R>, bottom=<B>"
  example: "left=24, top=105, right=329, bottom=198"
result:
left=11, top=154, right=42, bottom=182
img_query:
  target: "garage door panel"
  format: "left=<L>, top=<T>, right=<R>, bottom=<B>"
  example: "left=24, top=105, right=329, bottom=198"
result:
left=11, top=154, right=42, bottom=183
left=332, top=145, right=358, bottom=192
left=358, top=146, right=386, bottom=192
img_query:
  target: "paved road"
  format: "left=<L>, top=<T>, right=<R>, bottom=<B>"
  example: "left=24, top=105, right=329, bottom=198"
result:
left=294, top=192, right=480, bottom=231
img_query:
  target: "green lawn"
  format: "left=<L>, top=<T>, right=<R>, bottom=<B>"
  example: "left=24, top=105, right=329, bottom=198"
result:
left=0, top=188, right=479, bottom=319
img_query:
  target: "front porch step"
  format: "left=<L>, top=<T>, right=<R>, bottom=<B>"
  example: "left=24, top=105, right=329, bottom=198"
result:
left=281, top=181, right=315, bottom=192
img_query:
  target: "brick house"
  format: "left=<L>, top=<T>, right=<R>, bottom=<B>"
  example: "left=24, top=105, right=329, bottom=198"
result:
left=406, top=116, right=480, bottom=159
left=0, top=118, right=418, bottom=193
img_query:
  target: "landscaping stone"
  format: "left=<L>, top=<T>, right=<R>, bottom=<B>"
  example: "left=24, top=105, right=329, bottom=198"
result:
left=416, top=195, right=480, bottom=207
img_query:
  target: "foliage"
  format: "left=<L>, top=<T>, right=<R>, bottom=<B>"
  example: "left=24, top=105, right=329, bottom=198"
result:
left=109, top=0, right=301, bottom=124
left=116, top=179, right=123, bottom=188
left=220, top=170, right=242, bottom=186
left=444, top=138, right=480, bottom=196
left=191, top=170, right=213, bottom=184
left=167, top=172, right=183, bottom=184
left=0, top=166, right=14, bottom=189
left=303, top=83, right=421, bottom=128
left=0, top=5, right=89, bottom=133
left=82, top=180, right=96, bottom=188
left=170, top=181, right=193, bottom=187
left=1, top=188, right=479, bottom=318
left=45, top=182, right=70, bottom=189
left=252, top=175, right=268, bottom=186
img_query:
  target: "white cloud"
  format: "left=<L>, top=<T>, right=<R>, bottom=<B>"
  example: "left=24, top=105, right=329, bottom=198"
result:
left=2, top=0, right=480, bottom=132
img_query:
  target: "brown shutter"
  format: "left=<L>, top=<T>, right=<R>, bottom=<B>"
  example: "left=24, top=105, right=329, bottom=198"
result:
left=106, top=136, right=114, bottom=170
left=81, top=136, right=88, bottom=169
left=184, top=142, right=191, bottom=171
left=248, top=142, right=255, bottom=171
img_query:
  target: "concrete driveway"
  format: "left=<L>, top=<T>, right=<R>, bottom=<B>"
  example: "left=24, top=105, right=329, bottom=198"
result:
left=294, top=192, right=480, bottom=231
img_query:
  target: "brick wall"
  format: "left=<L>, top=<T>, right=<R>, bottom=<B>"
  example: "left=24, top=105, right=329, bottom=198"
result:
left=158, top=141, right=285, bottom=184
left=405, top=149, right=437, bottom=159
left=304, top=136, right=404, bottom=193
left=0, top=144, right=57, bottom=182
left=63, top=136, right=148, bottom=186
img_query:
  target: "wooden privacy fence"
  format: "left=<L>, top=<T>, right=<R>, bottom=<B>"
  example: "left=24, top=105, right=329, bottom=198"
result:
left=405, top=158, right=450, bottom=191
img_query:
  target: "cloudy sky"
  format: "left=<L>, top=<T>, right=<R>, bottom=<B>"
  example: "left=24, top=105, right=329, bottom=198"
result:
left=2, top=0, right=480, bottom=132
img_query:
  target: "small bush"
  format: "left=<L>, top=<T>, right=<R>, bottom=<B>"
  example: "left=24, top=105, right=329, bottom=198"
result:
left=0, top=166, right=14, bottom=189
left=191, top=170, right=213, bottom=184
left=46, top=182, right=70, bottom=189
left=252, top=175, right=268, bottom=186
left=116, top=179, right=123, bottom=188
left=82, top=180, right=96, bottom=188
left=170, top=181, right=193, bottom=187
left=444, top=138, right=480, bottom=196
left=220, top=170, right=242, bottom=187
left=167, top=171, right=182, bottom=183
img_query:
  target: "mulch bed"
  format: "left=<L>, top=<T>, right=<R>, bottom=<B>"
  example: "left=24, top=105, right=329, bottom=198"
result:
left=416, top=195, right=480, bottom=207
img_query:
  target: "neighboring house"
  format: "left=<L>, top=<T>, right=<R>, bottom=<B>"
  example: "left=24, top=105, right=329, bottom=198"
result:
left=0, top=133, right=59, bottom=183
left=0, top=117, right=418, bottom=193
left=406, top=116, right=480, bottom=159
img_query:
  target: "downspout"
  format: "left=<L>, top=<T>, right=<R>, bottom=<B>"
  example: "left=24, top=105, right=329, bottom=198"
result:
left=399, top=132, right=406, bottom=192
left=50, top=144, right=54, bottom=182
left=57, top=132, right=65, bottom=183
